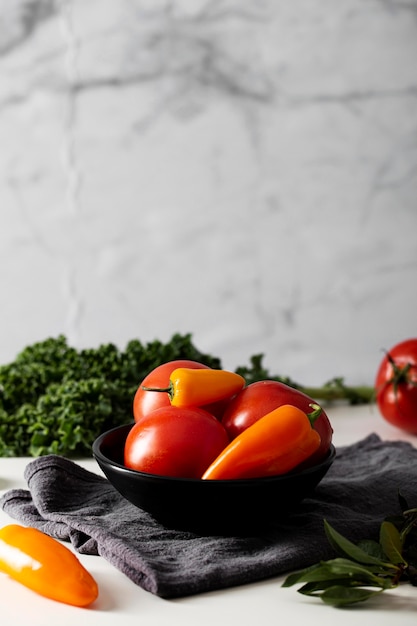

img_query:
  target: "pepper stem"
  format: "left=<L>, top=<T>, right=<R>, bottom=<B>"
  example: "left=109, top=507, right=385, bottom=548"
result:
left=141, top=384, right=174, bottom=400
left=307, top=403, right=322, bottom=426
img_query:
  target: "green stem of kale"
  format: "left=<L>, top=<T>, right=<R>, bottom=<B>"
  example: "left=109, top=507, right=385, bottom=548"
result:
left=293, top=382, right=375, bottom=404
left=237, top=355, right=375, bottom=404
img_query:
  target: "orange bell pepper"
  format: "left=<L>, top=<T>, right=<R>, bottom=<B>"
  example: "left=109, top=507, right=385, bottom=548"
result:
left=202, top=404, right=321, bottom=480
left=141, top=367, right=246, bottom=407
left=0, top=524, right=98, bottom=607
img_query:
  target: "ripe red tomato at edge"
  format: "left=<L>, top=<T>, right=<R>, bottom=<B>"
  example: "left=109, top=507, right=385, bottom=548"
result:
left=133, top=359, right=229, bottom=422
left=375, top=338, right=417, bottom=434
left=124, top=405, right=230, bottom=478
left=221, top=380, right=333, bottom=466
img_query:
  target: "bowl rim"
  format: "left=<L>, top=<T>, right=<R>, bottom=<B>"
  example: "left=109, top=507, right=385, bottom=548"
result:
left=92, top=423, right=336, bottom=486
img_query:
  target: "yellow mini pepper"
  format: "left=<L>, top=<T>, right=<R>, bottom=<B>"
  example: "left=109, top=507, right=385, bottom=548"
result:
left=142, top=367, right=246, bottom=407
left=0, top=524, right=98, bottom=607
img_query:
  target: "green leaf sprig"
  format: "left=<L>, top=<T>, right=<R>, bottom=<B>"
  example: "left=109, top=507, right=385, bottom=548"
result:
left=282, top=493, right=417, bottom=607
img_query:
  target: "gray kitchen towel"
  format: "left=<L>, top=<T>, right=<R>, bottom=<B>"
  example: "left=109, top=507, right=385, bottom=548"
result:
left=1, top=434, right=416, bottom=598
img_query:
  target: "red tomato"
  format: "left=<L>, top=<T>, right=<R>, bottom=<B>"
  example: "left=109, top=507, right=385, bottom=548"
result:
left=124, top=406, right=230, bottom=478
left=375, top=338, right=417, bottom=434
left=133, top=360, right=210, bottom=423
left=221, top=380, right=333, bottom=465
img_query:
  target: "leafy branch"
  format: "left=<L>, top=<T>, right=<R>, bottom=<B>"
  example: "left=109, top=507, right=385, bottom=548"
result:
left=282, top=493, right=417, bottom=607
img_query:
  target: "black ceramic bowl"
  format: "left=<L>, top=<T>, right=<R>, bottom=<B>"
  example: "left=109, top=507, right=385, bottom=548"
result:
left=92, top=424, right=336, bottom=534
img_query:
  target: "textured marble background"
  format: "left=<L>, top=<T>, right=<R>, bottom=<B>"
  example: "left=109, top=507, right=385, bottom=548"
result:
left=1, top=0, right=417, bottom=386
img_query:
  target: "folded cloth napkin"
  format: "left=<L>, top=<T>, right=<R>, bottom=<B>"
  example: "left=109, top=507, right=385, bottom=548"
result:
left=1, top=434, right=416, bottom=598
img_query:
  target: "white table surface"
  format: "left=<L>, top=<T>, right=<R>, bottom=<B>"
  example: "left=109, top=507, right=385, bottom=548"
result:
left=1, top=403, right=417, bottom=625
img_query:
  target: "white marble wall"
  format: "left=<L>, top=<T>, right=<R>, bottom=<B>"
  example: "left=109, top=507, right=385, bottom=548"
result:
left=1, top=0, right=417, bottom=386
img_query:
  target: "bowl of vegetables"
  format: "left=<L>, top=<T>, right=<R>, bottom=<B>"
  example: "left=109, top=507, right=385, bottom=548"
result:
left=93, top=424, right=335, bottom=534
left=93, top=361, right=336, bottom=534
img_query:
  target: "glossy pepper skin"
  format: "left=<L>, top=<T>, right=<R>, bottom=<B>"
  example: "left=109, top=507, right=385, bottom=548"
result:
left=142, top=367, right=246, bottom=408
left=202, top=404, right=321, bottom=480
left=0, top=524, right=98, bottom=607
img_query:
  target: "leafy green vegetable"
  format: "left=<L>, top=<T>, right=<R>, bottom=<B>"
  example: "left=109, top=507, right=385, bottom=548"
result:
left=0, top=333, right=375, bottom=458
left=282, top=493, right=417, bottom=607
left=0, top=334, right=221, bottom=457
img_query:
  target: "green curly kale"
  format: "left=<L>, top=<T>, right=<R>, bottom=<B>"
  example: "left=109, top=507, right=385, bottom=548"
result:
left=0, top=334, right=221, bottom=457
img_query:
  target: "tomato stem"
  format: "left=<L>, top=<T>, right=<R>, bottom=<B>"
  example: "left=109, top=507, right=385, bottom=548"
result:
left=386, top=353, right=414, bottom=390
